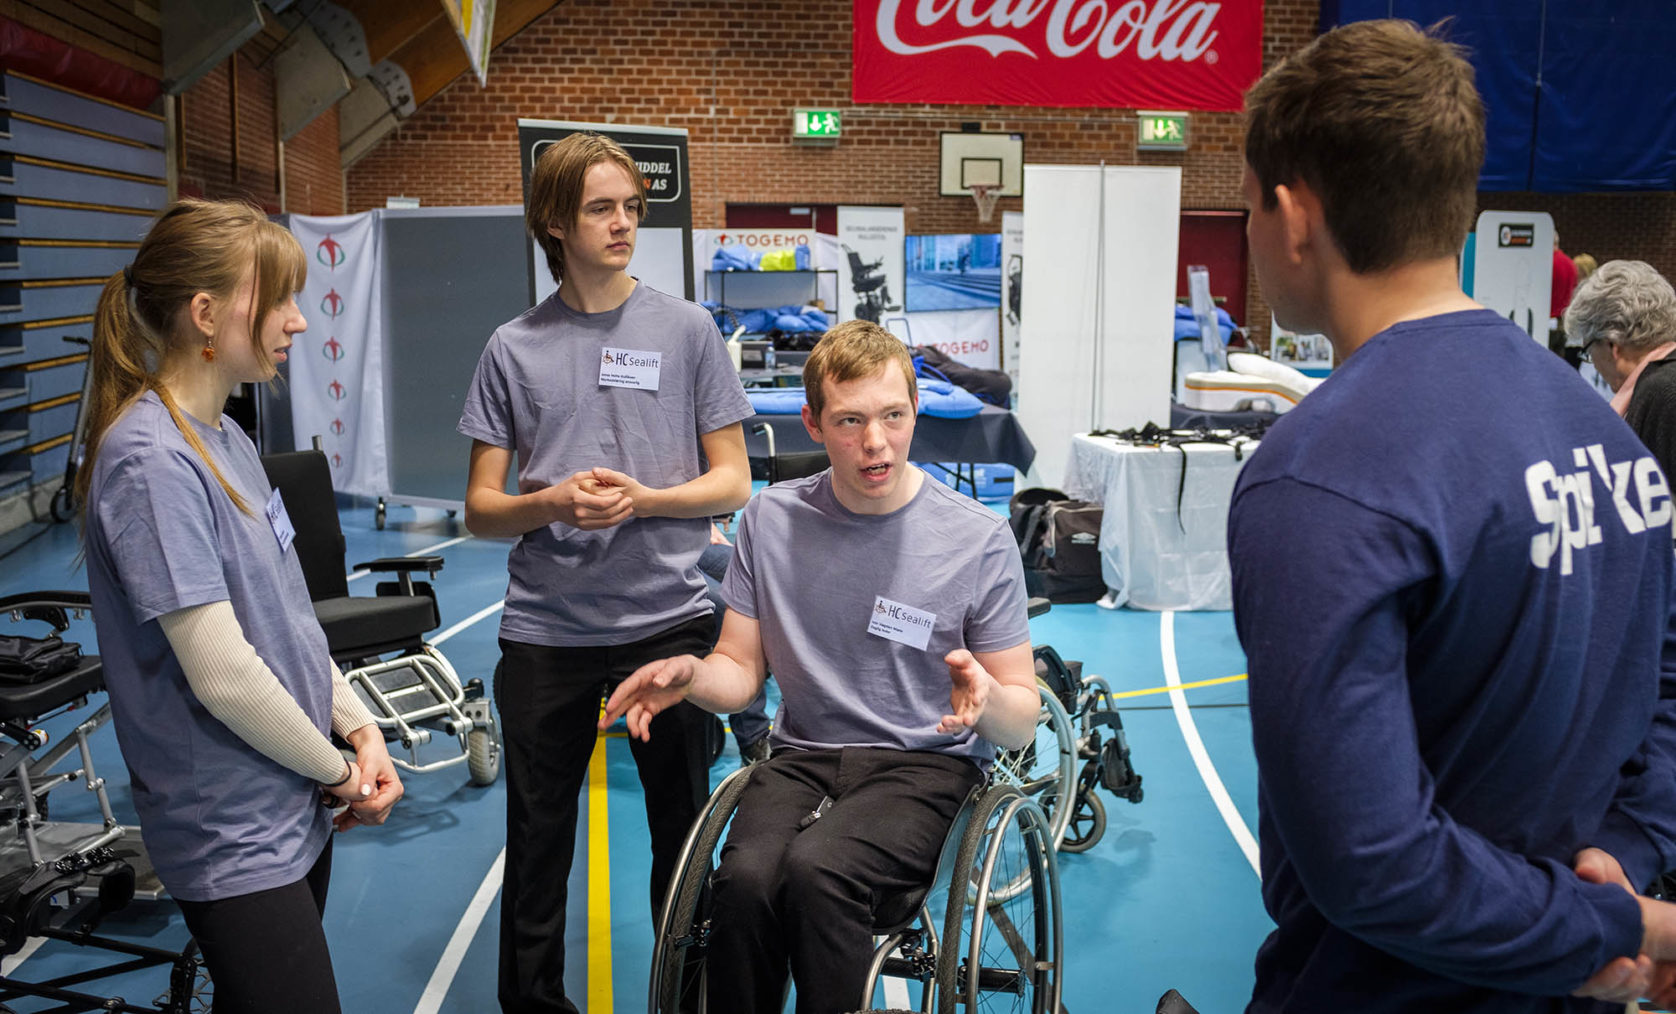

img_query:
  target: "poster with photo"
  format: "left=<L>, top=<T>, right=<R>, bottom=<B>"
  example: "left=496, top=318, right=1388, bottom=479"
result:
left=1270, top=320, right=1334, bottom=371
left=905, top=233, right=1003, bottom=311
left=835, top=205, right=905, bottom=324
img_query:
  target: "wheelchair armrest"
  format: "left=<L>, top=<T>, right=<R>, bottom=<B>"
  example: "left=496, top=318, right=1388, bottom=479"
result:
left=1026, top=597, right=1052, bottom=619
left=351, top=556, right=445, bottom=575
left=0, top=591, right=95, bottom=634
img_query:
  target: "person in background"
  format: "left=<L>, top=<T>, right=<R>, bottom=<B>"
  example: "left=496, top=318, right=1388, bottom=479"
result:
left=80, top=199, right=402, bottom=1014
left=1554, top=234, right=1580, bottom=320
left=1233, top=21, right=1676, bottom=1013
left=1566, top=259, right=1676, bottom=480
left=458, top=131, right=753, bottom=1014
left=1575, top=252, right=1600, bottom=283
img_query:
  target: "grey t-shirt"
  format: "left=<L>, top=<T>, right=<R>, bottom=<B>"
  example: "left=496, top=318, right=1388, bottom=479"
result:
left=459, top=282, right=753, bottom=646
left=84, top=391, right=333, bottom=902
left=721, top=472, right=1031, bottom=767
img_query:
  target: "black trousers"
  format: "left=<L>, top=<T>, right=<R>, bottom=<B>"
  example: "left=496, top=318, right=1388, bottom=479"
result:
left=707, top=747, right=984, bottom=1014
left=175, top=838, right=338, bottom=1014
left=495, top=615, right=716, bottom=1014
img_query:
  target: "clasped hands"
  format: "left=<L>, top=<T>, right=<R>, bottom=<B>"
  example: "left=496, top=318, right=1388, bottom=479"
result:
left=320, top=726, right=404, bottom=833
left=1573, top=846, right=1676, bottom=1006
left=538, top=467, right=651, bottom=530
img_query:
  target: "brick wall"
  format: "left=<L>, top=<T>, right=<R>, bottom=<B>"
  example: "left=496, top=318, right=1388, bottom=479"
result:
left=346, top=0, right=1675, bottom=346
left=179, top=53, right=344, bottom=216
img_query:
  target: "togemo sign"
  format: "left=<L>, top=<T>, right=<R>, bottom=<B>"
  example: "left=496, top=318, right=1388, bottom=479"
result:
left=852, top=0, right=1263, bottom=112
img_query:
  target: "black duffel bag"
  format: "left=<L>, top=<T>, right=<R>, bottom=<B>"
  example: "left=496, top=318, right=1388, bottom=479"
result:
left=0, top=634, right=82, bottom=685
left=1009, top=488, right=1106, bottom=604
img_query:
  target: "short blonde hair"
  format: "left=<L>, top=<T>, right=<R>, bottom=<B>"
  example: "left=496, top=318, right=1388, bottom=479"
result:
left=803, top=321, right=917, bottom=421
left=525, top=133, right=648, bottom=284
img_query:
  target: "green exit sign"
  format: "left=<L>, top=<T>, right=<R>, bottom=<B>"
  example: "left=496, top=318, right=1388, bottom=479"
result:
left=1137, top=110, right=1189, bottom=151
left=792, top=108, right=842, bottom=139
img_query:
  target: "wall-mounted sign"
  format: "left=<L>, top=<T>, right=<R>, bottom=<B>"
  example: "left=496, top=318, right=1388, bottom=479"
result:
left=1137, top=111, right=1189, bottom=151
left=853, top=0, right=1261, bottom=111
left=793, top=108, right=842, bottom=139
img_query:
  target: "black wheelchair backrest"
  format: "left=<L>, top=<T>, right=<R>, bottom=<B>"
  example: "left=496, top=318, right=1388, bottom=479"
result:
left=260, top=449, right=350, bottom=602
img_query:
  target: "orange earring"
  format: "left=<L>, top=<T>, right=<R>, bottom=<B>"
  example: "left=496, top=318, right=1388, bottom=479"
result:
left=202, top=335, right=216, bottom=362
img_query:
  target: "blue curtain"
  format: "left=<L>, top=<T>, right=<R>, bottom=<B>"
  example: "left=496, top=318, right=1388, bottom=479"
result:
left=1320, top=0, right=1676, bottom=192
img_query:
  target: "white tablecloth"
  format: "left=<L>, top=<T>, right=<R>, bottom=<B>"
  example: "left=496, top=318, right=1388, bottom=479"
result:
left=1064, top=433, right=1256, bottom=611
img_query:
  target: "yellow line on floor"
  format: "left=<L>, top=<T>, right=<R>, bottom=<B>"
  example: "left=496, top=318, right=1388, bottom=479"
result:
left=1108, top=673, right=1248, bottom=699
left=587, top=731, right=613, bottom=1011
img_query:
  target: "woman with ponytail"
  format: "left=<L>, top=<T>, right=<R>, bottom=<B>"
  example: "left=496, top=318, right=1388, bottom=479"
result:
left=79, top=199, right=402, bottom=1013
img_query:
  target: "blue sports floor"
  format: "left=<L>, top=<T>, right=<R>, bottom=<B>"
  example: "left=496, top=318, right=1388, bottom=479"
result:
left=0, top=491, right=1270, bottom=1013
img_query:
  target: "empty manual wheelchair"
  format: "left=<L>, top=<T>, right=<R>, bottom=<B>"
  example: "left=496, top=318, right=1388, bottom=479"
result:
left=649, top=763, right=1063, bottom=1013
left=1031, top=644, right=1143, bottom=853
left=989, top=599, right=1142, bottom=857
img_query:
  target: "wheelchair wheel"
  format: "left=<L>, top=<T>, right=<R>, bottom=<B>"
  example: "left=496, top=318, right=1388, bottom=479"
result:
left=937, top=785, right=1062, bottom=1014
left=1058, top=791, right=1106, bottom=854
left=466, top=727, right=500, bottom=786
left=649, top=765, right=756, bottom=1014
left=991, top=686, right=1075, bottom=857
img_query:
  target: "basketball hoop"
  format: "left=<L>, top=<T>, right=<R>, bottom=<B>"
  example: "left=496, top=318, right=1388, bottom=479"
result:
left=969, top=183, right=1001, bottom=223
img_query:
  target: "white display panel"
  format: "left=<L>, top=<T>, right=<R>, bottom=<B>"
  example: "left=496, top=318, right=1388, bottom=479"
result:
left=1471, top=210, right=1555, bottom=343
left=1019, top=165, right=1180, bottom=487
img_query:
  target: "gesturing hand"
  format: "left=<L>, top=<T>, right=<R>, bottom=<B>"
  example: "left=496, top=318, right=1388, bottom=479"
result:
left=939, top=649, right=991, bottom=735
left=600, top=655, right=701, bottom=742
left=544, top=470, right=633, bottom=530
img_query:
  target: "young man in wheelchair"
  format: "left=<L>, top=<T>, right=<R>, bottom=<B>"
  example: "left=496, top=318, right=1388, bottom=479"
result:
left=603, top=320, right=1040, bottom=1013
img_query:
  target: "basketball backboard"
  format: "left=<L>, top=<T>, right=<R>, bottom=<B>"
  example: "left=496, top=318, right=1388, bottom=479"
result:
left=939, top=132, right=1024, bottom=197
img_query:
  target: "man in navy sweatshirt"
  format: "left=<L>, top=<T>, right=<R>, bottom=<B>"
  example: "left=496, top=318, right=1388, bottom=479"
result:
left=1230, top=20, right=1676, bottom=1013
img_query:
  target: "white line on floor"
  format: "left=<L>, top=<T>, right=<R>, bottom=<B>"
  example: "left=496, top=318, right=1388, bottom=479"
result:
left=1, top=936, right=45, bottom=975
left=413, top=848, right=506, bottom=1014
left=347, top=535, right=473, bottom=582
left=1160, top=610, right=1260, bottom=875
left=432, top=600, right=505, bottom=646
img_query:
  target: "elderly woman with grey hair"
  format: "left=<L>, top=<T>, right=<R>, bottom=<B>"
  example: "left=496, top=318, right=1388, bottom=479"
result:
left=1566, top=259, right=1676, bottom=476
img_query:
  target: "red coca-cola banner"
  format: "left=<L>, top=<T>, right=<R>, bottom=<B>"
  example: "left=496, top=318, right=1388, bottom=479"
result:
left=852, top=0, right=1264, bottom=112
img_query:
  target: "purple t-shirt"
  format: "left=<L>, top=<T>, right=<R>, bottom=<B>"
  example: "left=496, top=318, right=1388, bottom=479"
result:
left=721, top=472, right=1031, bottom=767
left=84, top=392, right=333, bottom=902
left=459, top=282, right=753, bottom=646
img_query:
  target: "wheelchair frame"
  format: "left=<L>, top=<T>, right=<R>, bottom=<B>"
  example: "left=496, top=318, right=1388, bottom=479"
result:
left=1032, top=645, right=1144, bottom=854
left=0, top=592, right=208, bottom=1013
left=649, top=764, right=1064, bottom=1014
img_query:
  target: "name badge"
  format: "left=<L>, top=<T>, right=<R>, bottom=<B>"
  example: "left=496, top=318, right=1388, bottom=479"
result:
left=867, top=596, right=936, bottom=650
left=599, top=347, right=662, bottom=391
left=265, top=488, right=296, bottom=555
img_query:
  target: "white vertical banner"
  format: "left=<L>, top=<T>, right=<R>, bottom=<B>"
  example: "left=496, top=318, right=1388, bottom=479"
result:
left=288, top=211, right=388, bottom=496
left=836, top=206, right=905, bottom=325
left=1020, top=165, right=1179, bottom=487
left=1000, top=210, right=1023, bottom=395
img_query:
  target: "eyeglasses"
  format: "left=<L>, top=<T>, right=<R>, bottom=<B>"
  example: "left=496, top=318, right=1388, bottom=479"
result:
left=1579, top=337, right=1602, bottom=360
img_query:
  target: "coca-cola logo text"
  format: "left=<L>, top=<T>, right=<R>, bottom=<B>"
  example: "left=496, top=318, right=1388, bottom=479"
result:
left=876, top=0, right=1224, bottom=64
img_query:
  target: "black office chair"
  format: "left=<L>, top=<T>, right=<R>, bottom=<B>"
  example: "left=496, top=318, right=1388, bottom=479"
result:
left=261, top=446, right=500, bottom=786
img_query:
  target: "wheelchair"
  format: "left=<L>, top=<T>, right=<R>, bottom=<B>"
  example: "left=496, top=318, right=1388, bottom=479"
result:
left=648, top=762, right=1063, bottom=1013
left=261, top=445, right=501, bottom=785
left=1031, top=645, right=1143, bottom=854
left=0, top=592, right=210, bottom=1013
left=844, top=244, right=902, bottom=324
